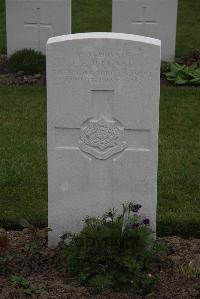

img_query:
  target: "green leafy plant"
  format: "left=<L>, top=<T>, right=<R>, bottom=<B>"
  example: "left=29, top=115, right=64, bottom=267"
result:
left=61, top=203, right=163, bottom=294
left=165, top=63, right=200, bottom=85
left=11, top=275, right=47, bottom=295
left=8, top=48, right=46, bottom=74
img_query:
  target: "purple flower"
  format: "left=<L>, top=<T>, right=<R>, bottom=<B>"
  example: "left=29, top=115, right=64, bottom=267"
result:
left=143, top=218, right=150, bottom=225
left=85, top=216, right=90, bottom=223
left=59, top=233, right=68, bottom=241
left=130, top=203, right=142, bottom=213
left=132, top=223, right=140, bottom=229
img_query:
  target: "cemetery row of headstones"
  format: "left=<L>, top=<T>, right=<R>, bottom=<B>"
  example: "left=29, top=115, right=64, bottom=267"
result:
left=6, top=0, right=178, bottom=61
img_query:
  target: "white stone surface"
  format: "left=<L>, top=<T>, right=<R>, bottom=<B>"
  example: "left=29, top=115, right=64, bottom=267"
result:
left=112, top=0, right=178, bottom=61
left=47, top=32, right=161, bottom=246
left=6, top=0, right=71, bottom=55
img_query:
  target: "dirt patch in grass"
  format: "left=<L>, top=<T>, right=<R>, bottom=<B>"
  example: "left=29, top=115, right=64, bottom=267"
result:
left=0, top=229, right=200, bottom=298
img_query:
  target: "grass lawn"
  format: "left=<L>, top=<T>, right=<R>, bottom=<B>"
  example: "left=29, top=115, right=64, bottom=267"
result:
left=0, top=0, right=200, bottom=56
left=0, top=87, right=47, bottom=228
left=0, top=86, right=199, bottom=237
left=158, top=87, right=200, bottom=237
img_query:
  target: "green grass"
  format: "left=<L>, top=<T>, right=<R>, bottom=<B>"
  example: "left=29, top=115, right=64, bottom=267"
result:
left=72, top=0, right=112, bottom=33
left=0, top=87, right=47, bottom=228
left=0, top=0, right=200, bottom=56
left=0, top=86, right=199, bottom=237
left=176, top=0, right=200, bottom=56
left=157, top=87, right=200, bottom=237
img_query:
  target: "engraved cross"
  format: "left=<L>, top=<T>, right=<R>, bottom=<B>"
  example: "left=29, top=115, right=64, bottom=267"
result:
left=132, top=6, right=157, bottom=35
left=24, top=7, right=52, bottom=51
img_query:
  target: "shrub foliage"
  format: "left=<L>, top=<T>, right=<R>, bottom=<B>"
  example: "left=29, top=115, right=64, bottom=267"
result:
left=61, top=203, right=163, bottom=294
left=8, top=49, right=46, bottom=74
left=165, top=63, right=200, bottom=85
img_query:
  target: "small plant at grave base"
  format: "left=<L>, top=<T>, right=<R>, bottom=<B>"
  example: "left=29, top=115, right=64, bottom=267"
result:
left=60, top=203, right=163, bottom=294
left=180, top=261, right=200, bottom=279
left=165, top=63, right=200, bottom=86
left=8, top=48, right=46, bottom=75
left=11, top=275, right=47, bottom=295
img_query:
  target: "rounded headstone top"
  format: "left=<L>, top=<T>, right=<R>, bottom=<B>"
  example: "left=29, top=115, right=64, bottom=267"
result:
left=47, top=32, right=161, bottom=47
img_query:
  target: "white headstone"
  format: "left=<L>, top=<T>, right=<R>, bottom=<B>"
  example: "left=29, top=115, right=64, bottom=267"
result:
left=47, top=33, right=161, bottom=246
left=6, top=0, right=71, bottom=55
left=112, top=0, right=178, bottom=61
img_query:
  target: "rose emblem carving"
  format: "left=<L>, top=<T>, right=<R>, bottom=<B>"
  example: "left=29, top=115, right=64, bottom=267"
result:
left=79, top=116, right=127, bottom=159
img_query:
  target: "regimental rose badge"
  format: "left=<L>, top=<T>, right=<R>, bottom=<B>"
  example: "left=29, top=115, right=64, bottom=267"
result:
left=79, top=116, right=127, bottom=159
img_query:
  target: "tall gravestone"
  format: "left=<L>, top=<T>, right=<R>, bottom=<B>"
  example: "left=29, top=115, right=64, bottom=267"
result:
left=6, top=0, right=71, bottom=55
left=47, top=33, right=161, bottom=246
left=112, top=0, right=178, bottom=61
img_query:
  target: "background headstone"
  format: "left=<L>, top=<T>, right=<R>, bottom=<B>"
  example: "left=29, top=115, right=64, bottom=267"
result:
left=47, top=33, right=161, bottom=246
left=112, top=0, right=178, bottom=61
left=6, top=0, right=71, bottom=55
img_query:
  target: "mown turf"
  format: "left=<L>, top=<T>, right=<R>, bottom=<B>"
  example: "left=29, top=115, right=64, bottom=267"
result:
left=176, top=0, right=200, bottom=57
left=0, top=0, right=200, bottom=56
left=0, top=86, right=199, bottom=236
left=0, top=87, right=47, bottom=228
left=157, top=87, right=200, bottom=237
left=72, top=0, right=112, bottom=33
